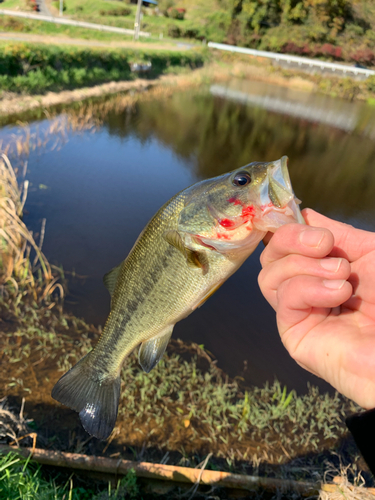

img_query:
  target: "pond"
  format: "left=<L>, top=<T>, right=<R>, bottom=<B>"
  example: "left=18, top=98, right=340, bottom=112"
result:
left=3, top=77, right=375, bottom=394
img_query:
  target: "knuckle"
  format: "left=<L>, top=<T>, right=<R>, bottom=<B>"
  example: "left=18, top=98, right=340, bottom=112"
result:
left=259, top=248, right=268, bottom=268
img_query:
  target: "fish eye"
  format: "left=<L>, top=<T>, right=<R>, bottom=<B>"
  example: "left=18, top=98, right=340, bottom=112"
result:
left=233, top=172, right=251, bottom=187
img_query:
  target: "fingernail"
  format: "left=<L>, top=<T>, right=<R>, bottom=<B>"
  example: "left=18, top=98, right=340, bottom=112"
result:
left=320, top=258, right=342, bottom=273
left=323, top=279, right=346, bottom=290
left=299, top=229, right=325, bottom=247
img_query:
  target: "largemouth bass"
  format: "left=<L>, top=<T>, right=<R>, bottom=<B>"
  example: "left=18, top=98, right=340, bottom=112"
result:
left=52, top=156, right=304, bottom=440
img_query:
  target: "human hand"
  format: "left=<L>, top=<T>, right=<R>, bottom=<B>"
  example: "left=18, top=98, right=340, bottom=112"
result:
left=258, top=208, right=375, bottom=409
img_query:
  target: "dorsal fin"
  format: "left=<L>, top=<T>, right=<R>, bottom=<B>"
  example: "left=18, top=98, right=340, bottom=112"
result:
left=103, top=262, right=123, bottom=297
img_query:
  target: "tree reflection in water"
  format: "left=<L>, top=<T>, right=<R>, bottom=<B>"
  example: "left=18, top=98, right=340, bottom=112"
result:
left=104, top=86, right=375, bottom=227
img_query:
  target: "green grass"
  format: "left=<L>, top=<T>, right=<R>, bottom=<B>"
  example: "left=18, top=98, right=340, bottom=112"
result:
left=0, top=0, right=27, bottom=9
left=0, top=451, right=139, bottom=499
left=0, top=15, right=135, bottom=42
left=0, top=0, right=189, bottom=37
left=0, top=452, right=63, bottom=499
left=0, top=42, right=206, bottom=94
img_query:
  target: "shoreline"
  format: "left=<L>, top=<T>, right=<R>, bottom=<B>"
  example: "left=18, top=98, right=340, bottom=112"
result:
left=1, top=55, right=373, bottom=122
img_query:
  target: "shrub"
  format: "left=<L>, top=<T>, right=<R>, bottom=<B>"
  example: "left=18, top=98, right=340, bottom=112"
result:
left=52, top=0, right=66, bottom=12
left=316, top=43, right=343, bottom=60
left=345, top=23, right=365, bottom=39
left=183, top=28, right=199, bottom=39
left=205, top=10, right=232, bottom=43
left=281, top=42, right=306, bottom=55
left=26, top=0, right=39, bottom=11
left=167, top=7, right=185, bottom=20
left=168, top=24, right=181, bottom=37
left=158, top=0, right=175, bottom=16
left=351, top=48, right=375, bottom=66
left=0, top=44, right=206, bottom=93
left=366, top=75, right=375, bottom=93
left=99, top=8, right=131, bottom=16
left=0, top=17, right=29, bottom=32
left=280, top=41, right=342, bottom=60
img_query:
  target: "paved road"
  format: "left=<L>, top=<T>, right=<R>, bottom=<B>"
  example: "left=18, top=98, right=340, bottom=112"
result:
left=37, top=0, right=51, bottom=16
left=0, top=31, right=191, bottom=50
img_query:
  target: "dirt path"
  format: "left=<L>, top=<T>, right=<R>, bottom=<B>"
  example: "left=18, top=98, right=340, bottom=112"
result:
left=0, top=31, right=193, bottom=50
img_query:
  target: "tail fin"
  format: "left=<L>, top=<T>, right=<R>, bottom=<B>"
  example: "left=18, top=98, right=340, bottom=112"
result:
left=51, top=354, right=121, bottom=440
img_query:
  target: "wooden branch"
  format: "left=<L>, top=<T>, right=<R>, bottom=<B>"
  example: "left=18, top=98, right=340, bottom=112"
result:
left=0, top=445, right=374, bottom=497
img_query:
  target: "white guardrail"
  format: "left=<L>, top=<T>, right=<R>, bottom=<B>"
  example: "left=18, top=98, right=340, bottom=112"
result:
left=0, top=9, right=150, bottom=37
left=208, top=42, right=375, bottom=78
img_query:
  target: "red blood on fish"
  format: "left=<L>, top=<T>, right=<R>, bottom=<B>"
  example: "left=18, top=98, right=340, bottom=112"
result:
left=219, top=218, right=236, bottom=228
left=227, top=197, right=242, bottom=206
left=261, top=202, right=274, bottom=211
left=241, top=205, right=255, bottom=218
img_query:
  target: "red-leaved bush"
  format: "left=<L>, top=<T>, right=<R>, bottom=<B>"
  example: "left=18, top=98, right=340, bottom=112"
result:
left=350, top=49, right=375, bottom=65
left=281, top=42, right=343, bottom=60
left=317, top=44, right=343, bottom=59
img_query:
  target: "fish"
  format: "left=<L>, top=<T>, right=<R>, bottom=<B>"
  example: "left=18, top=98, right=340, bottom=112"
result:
left=51, top=155, right=304, bottom=440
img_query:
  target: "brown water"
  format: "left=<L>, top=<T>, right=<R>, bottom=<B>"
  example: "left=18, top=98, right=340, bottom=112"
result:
left=3, top=78, right=375, bottom=394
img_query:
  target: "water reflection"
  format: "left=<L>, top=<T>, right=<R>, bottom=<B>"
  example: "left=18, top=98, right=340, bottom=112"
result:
left=4, top=78, right=375, bottom=393
left=107, top=82, right=375, bottom=225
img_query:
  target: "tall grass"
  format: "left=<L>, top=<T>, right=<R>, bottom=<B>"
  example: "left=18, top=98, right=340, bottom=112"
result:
left=0, top=154, right=61, bottom=302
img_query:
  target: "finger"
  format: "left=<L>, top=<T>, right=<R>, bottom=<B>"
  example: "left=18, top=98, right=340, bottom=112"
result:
left=303, top=208, right=375, bottom=262
left=260, top=223, right=334, bottom=268
left=258, top=255, right=351, bottom=310
left=262, top=232, right=273, bottom=247
left=276, top=275, right=353, bottom=343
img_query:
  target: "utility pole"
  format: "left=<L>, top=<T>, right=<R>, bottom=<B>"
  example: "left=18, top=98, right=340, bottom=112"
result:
left=59, top=0, right=63, bottom=16
left=134, top=0, right=142, bottom=40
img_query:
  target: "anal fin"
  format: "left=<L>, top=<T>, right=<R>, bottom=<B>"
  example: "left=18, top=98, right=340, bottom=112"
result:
left=139, top=326, right=173, bottom=373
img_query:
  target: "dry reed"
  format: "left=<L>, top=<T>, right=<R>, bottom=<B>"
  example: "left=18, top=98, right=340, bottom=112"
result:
left=0, top=153, right=60, bottom=300
left=319, top=460, right=375, bottom=500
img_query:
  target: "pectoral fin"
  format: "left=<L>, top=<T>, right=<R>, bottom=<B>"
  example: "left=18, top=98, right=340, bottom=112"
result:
left=163, top=230, right=209, bottom=275
left=139, top=326, right=174, bottom=373
left=103, top=262, right=123, bottom=297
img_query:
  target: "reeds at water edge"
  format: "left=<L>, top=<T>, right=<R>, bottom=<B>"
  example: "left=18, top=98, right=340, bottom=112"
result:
left=0, top=154, right=62, bottom=301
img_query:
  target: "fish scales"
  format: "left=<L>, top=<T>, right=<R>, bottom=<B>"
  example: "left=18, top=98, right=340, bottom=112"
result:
left=95, top=192, right=232, bottom=365
left=52, top=156, right=304, bottom=440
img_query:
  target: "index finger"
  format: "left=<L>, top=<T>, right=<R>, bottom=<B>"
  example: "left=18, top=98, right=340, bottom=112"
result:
left=303, top=209, right=375, bottom=262
left=260, top=222, right=335, bottom=268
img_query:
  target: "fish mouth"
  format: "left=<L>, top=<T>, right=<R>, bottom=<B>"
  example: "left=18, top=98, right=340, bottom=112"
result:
left=265, top=156, right=305, bottom=224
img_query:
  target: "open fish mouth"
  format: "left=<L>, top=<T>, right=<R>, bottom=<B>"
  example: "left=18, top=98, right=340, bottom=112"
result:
left=260, top=156, right=305, bottom=224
